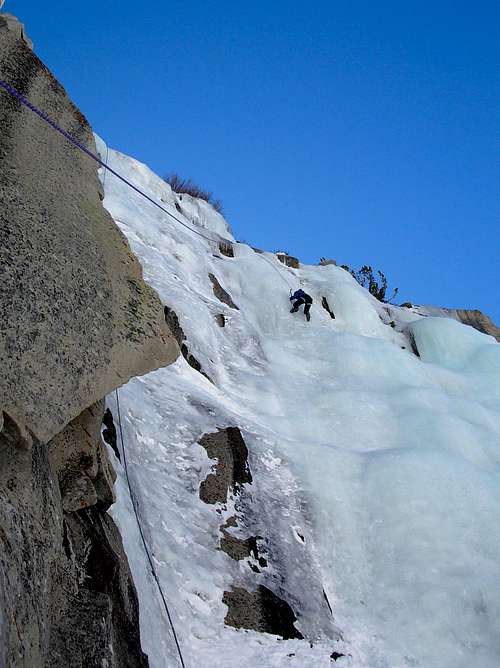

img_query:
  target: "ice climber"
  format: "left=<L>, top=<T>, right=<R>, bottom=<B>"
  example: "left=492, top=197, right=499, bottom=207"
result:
left=290, top=288, right=313, bottom=322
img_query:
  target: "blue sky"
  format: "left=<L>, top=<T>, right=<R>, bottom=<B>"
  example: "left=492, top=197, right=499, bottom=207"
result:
left=8, top=1, right=500, bottom=321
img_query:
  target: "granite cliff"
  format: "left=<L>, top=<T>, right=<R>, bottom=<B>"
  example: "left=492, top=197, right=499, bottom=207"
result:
left=0, top=14, right=178, bottom=667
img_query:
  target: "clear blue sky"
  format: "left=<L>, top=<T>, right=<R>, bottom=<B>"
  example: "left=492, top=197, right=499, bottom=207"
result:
left=8, top=1, right=500, bottom=321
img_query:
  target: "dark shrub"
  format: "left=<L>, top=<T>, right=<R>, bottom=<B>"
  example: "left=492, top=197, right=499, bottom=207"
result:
left=341, top=264, right=398, bottom=303
left=164, top=173, right=224, bottom=214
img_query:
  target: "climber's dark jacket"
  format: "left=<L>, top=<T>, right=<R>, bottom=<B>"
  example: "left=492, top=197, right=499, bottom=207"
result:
left=290, top=289, right=312, bottom=305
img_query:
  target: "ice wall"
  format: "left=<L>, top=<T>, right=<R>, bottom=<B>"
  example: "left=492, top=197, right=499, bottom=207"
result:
left=97, top=136, right=500, bottom=668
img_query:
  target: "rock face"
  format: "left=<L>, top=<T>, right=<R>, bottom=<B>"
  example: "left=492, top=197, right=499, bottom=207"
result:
left=218, top=241, right=234, bottom=257
left=0, top=17, right=179, bottom=667
left=276, top=252, right=300, bottom=269
left=321, top=296, right=336, bottom=319
left=208, top=273, right=239, bottom=310
left=451, top=309, right=500, bottom=342
left=198, top=427, right=252, bottom=505
left=0, top=16, right=178, bottom=444
left=0, top=13, right=33, bottom=50
left=0, top=408, right=150, bottom=667
left=412, top=306, right=500, bottom=342
left=223, top=585, right=303, bottom=639
left=164, top=305, right=212, bottom=381
left=198, top=428, right=306, bottom=641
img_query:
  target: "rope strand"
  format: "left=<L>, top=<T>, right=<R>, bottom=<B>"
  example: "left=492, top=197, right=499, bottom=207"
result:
left=259, top=253, right=295, bottom=290
left=0, top=79, right=225, bottom=246
left=115, top=389, right=187, bottom=668
left=0, top=78, right=301, bottom=295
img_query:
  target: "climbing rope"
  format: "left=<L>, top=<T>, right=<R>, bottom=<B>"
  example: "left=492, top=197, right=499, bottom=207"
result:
left=0, top=78, right=303, bottom=296
left=115, top=388, right=187, bottom=668
left=102, top=143, right=109, bottom=188
left=0, top=79, right=225, bottom=246
left=258, top=253, right=295, bottom=290
left=0, top=77, right=304, bottom=294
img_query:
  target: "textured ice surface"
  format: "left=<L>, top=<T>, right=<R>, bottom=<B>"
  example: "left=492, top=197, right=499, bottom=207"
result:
left=96, top=135, right=500, bottom=668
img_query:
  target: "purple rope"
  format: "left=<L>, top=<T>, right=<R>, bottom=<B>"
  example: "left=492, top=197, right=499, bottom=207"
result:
left=0, top=78, right=227, bottom=246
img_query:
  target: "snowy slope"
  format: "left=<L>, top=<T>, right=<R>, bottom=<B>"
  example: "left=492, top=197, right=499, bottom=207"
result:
left=95, top=136, right=500, bottom=668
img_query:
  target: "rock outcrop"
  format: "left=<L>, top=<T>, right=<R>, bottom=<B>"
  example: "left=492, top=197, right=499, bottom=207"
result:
left=198, top=427, right=252, bottom=505
left=164, top=305, right=212, bottom=381
left=276, top=252, right=300, bottom=269
left=410, top=305, right=500, bottom=342
left=451, top=309, right=500, bottom=342
left=0, top=13, right=33, bottom=50
left=321, top=296, right=336, bottom=319
left=0, top=15, right=179, bottom=667
left=208, top=273, right=239, bottom=310
left=197, top=428, right=307, bottom=642
left=223, top=585, right=303, bottom=639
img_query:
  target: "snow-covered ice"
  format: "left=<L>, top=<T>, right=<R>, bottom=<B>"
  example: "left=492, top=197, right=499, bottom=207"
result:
left=95, top=135, right=500, bottom=668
